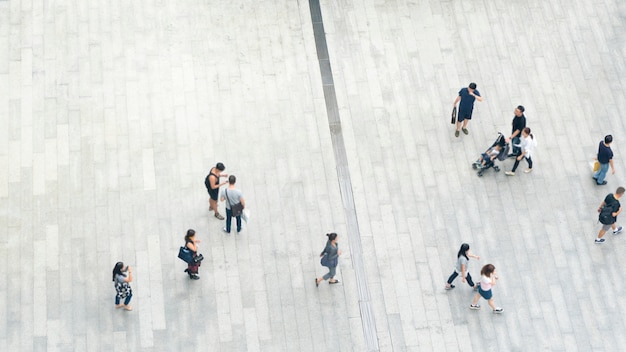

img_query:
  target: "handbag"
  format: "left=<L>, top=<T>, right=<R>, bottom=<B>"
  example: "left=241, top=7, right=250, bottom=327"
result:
left=320, top=254, right=330, bottom=267
left=225, top=189, right=244, bottom=217
left=593, top=160, right=600, bottom=172
left=178, top=246, right=194, bottom=264
left=451, top=106, right=457, bottom=124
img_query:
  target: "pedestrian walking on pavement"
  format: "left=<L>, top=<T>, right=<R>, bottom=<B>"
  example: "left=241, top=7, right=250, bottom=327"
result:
left=505, top=105, right=527, bottom=157
left=205, top=162, right=228, bottom=219
left=184, top=229, right=201, bottom=279
left=316, top=233, right=342, bottom=286
left=593, top=135, right=615, bottom=185
left=595, top=186, right=624, bottom=244
left=220, top=175, right=245, bottom=234
left=505, top=127, right=536, bottom=176
left=112, top=262, right=134, bottom=311
left=470, top=264, right=503, bottom=313
left=453, top=82, right=483, bottom=137
left=445, top=243, right=480, bottom=290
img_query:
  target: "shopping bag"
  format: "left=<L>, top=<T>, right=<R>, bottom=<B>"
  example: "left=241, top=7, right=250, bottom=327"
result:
left=451, top=107, right=457, bottom=124
left=593, top=160, right=600, bottom=172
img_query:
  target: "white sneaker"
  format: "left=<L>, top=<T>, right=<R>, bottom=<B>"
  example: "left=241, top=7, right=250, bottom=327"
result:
left=524, top=169, right=532, bottom=173
left=614, top=226, right=623, bottom=235
left=505, top=171, right=515, bottom=176
left=493, top=307, right=503, bottom=313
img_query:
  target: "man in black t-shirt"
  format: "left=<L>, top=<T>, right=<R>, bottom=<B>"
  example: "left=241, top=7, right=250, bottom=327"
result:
left=506, top=105, right=526, bottom=157
left=595, top=186, right=624, bottom=244
left=593, top=135, right=615, bottom=185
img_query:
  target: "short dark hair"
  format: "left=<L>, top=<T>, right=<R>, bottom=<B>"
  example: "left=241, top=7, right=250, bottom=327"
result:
left=469, top=82, right=477, bottom=89
left=216, top=162, right=225, bottom=171
left=228, top=175, right=236, bottom=184
left=517, top=105, right=525, bottom=112
left=616, top=187, right=625, bottom=195
left=605, top=135, right=613, bottom=144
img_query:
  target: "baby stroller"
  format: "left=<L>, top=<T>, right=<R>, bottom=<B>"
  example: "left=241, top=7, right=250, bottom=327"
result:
left=472, top=133, right=510, bottom=177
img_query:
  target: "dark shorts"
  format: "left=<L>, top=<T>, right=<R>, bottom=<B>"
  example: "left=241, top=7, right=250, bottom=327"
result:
left=458, top=110, right=473, bottom=122
left=207, top=187, right=219, bottom=201
left=478, top=287, right=493, bottom=300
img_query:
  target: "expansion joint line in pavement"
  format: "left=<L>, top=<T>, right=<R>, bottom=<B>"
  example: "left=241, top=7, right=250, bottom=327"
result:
left=307, top=1, right=379, bottom=351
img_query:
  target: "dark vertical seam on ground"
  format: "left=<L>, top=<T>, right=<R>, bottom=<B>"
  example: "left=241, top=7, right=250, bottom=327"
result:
left=307, top=1, right=379, bottom=351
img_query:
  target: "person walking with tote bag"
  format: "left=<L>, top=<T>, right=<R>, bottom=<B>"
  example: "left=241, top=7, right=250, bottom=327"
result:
left=315, top=233, right=342, bottom=286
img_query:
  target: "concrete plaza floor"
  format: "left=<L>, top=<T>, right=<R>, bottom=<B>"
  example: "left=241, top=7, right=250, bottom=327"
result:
left=1, top=0, right=626, bottom=351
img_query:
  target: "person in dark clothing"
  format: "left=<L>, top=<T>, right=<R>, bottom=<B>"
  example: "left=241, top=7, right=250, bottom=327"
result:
left=184, top=229, right=201, bottom=280
left=506, top=105, right=527, bottom=157
left=315, top=233, right=342, bottom=286
left=593, top=135, right=615, bottom=185
left=205, top=162, right=228, bottom=219
left=595, top=187, right=624, bottom=243
left=453, top=82, right=483, bottom=137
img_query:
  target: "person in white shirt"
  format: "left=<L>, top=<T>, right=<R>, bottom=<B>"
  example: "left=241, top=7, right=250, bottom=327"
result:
left=506, top=127, right=535, bottom=176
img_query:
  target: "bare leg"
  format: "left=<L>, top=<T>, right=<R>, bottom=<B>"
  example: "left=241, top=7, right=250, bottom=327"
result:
left=487, top=298, right=497, bottom=310
left=471, top=293, right=481, bottom=306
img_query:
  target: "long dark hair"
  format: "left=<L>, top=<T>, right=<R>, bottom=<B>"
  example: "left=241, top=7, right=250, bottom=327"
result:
left=185, top=229, right=196, bottom=242
left=112, top=262, right=125, bottom=281
left=326, top=233, right=337, bottom=241
left=457, top=243, right=470, bottom=260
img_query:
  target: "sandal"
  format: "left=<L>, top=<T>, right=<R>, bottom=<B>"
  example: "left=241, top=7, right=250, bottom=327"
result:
left=215, top=213, right=224, bottom=220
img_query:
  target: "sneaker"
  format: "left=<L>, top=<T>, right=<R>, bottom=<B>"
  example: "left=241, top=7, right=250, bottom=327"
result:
left=597, top=181, right=608, bottom=186
left=445, top=284, right=455, bottom=290
left=462, top=128, right=469, bottom=135
left=595, top=238, right=605, bottom=244
left=614, top=226, right=623, bottom=235
left=469, top=304, right=481, bottom=310
left=524, top=168, right=532, bottom=173
left=455, top=130, right=460, bottom=137
left=493, top=307, right=503, bottom=313
left=191, top=274, right=200, bottom=280
left=223, top=227, right=231, bottom=234
left=505, top=171, right=515, bottom=176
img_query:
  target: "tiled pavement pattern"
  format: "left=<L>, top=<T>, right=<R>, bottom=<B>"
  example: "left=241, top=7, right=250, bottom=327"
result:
left=1, top=0, right=626, bottom=350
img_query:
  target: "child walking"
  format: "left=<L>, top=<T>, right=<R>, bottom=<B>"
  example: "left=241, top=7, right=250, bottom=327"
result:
left=470, top=264, right=503, bottom=313
left=445, top=243, right=480, bottom=290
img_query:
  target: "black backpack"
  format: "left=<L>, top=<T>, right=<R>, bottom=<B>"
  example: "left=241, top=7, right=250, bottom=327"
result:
left=599, top=202, right=616, bottom=225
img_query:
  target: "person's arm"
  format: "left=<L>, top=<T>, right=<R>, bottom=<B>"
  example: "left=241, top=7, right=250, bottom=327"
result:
left=610, top=159, right=615, bottom=174
left=470, top=91, right=483, bottom=102
left=125, top=267, right=133, bottom=283
left=614, top=205, right=622, bottom=217
left=209, top=174, right=228, bottom=190
left=598, top=201, right=606, bottom=213
left=453, top=95, right=461, bottom=107
left=461, top=264, right=467, bottom=282
left=186, top=242, right=198, bottom=252
left=509, top=129, right=521, bottom=141
left=240, top=197, right=245, bottom=208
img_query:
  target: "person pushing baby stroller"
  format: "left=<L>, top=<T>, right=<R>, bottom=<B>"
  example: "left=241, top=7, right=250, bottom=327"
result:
left=472, top=133, right=509, bottom=176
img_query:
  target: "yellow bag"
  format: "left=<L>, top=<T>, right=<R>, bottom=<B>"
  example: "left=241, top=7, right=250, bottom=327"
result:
left=593, top=161, right=600, bottom=172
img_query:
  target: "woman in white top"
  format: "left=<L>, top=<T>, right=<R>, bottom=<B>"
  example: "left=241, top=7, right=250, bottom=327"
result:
left=470, top=264, right=503, bottom=313
left=506, top=127, right=535, bottom=175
